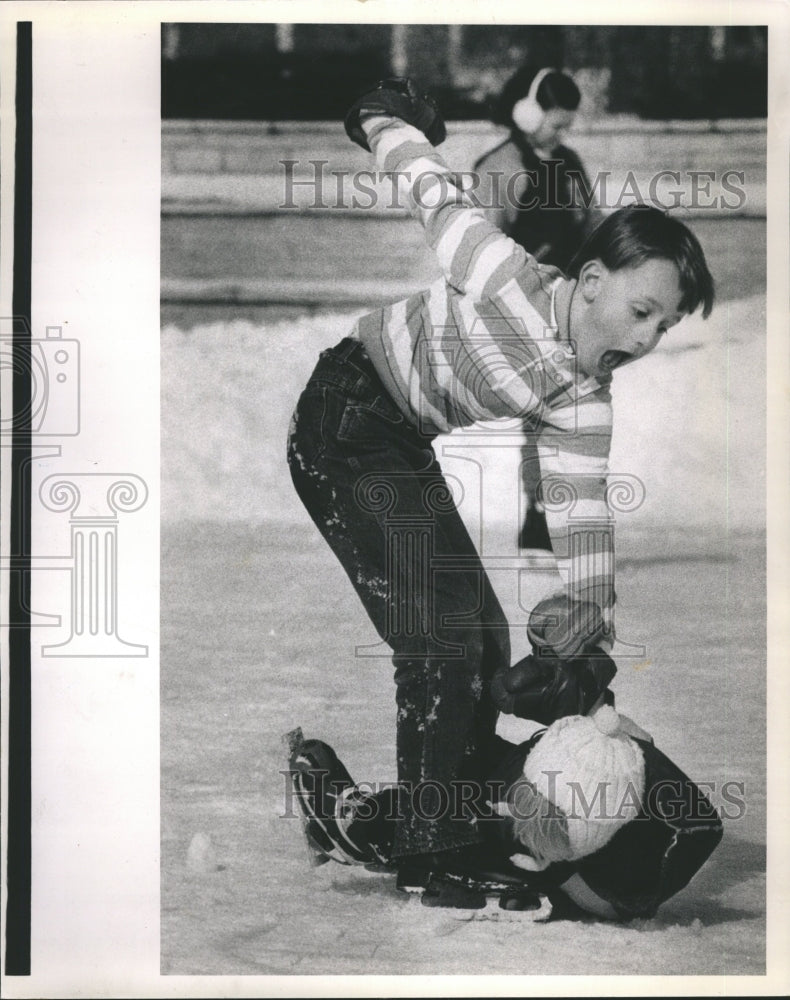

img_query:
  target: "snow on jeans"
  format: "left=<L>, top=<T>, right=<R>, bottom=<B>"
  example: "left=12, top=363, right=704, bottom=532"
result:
left=287, top=337, right=511, bottom=859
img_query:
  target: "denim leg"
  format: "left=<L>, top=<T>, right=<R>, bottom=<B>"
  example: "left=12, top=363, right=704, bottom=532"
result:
left=287, top=344, right=510, bottom=858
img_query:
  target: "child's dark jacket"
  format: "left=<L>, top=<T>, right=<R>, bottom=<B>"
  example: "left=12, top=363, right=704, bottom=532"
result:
left=488, top=732, right=723, bottom=919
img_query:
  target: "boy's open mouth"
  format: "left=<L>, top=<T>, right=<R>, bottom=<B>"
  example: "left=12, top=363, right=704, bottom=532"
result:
left=600, top=350, right=632, bottom=373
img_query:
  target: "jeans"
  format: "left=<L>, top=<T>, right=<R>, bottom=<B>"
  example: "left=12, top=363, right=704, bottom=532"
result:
left=287, top=337, right=511, bottom=858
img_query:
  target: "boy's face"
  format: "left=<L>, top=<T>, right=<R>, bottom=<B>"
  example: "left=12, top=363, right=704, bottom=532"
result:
left=531, top=108, right=576, bottom=150
left=570, top=258, right=686, bottom=379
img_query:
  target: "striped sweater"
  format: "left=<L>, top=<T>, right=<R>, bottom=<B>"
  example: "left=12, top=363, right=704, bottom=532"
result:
left=353, top=114, right=615, bottom=613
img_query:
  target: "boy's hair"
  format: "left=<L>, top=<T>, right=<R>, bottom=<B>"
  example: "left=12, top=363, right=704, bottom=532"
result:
left=493, top=66, right=581, bottom=128
left=567, top=205, right=715, bottom=318
left=508, top=779, right=575, bottom=866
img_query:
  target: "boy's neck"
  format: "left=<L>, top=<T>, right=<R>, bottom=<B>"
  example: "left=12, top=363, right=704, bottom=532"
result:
left=555, top=277, right=576, bottom=344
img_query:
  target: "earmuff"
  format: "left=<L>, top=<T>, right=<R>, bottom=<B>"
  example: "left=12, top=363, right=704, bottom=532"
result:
left=511, top=67, right=555, bottom=134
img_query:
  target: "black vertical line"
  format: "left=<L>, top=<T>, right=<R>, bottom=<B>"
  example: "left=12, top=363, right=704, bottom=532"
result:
left=5, top=19, right=33, bottom=977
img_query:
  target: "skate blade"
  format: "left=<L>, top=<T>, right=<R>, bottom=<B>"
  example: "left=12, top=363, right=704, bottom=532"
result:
left=410, top=870, right=554, bottom=923
left=413, top=890, right=553, bottom=923
left=449, top=894, right=553, bottom=923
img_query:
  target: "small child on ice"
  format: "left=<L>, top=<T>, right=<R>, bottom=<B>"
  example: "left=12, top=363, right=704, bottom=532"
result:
left=288, top=700, right=723, bottom=920
left=286, top=79, right=716, bottom=901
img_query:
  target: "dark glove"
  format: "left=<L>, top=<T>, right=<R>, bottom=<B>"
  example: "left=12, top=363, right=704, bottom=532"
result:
left=491, top=651, right=617, bottom=724
left=527, top=594, right=609, bottom=660
left=344, top=77, right=446, bottom=151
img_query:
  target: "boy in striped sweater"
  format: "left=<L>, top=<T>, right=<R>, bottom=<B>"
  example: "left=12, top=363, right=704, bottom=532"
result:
left=286, top=80, right=714, bottom=886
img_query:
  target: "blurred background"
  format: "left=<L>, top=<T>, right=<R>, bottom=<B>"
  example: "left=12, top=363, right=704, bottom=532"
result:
left=161, top=23, right=767, bottom=327
left=161, top=23, right=767, bottom=120
left=159, top=18, right=768, bottom=532
left=159, top=17, right=767, bottom=538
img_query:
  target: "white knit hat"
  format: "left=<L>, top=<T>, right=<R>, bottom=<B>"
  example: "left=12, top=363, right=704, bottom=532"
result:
left=523, top=706, right=646, bottom=861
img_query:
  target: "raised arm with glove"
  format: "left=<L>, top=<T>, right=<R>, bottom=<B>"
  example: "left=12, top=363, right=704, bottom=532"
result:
left=344, top=77, right=446, bottom=150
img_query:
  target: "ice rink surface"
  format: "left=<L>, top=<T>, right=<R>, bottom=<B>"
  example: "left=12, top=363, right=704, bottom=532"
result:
left=160, top=522, right=764, bottom=976
left=160, top=266, right=767, bottom=975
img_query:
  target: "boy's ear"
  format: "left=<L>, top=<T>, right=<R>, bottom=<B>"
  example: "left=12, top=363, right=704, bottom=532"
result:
left=578, top=259, right=604, bottom=303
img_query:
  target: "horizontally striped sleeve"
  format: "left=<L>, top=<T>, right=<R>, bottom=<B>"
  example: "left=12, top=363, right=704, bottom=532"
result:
left=361, top=114, right=527, bottom=298
left=536, top=387, right=616, bottom=621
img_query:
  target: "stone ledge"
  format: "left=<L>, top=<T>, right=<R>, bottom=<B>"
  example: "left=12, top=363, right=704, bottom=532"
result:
left=163, top=116, right=768, bottom=136
left=161, top=277, right=424, bottom=306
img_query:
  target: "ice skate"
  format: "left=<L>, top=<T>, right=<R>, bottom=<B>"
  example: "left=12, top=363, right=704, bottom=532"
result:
left=285, top=728, right=392, bottom=868
left=285, top=729, right=553, bottom=920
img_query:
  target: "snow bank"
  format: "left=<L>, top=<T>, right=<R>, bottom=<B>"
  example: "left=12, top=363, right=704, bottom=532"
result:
left=161, top=293, right=765, bottom=540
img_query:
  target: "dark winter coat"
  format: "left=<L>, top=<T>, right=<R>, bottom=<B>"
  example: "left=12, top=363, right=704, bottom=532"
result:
left=473, top=131, right=601, bottom=270
left=487, top=731, right=724, bottom=920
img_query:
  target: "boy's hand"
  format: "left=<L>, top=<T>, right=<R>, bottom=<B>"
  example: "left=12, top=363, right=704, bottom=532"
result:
left=344, top=77, right=446, bottom=151
left=491, top=650, right=617, bottom=724
left=527, top=594, right=610, bottom=660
